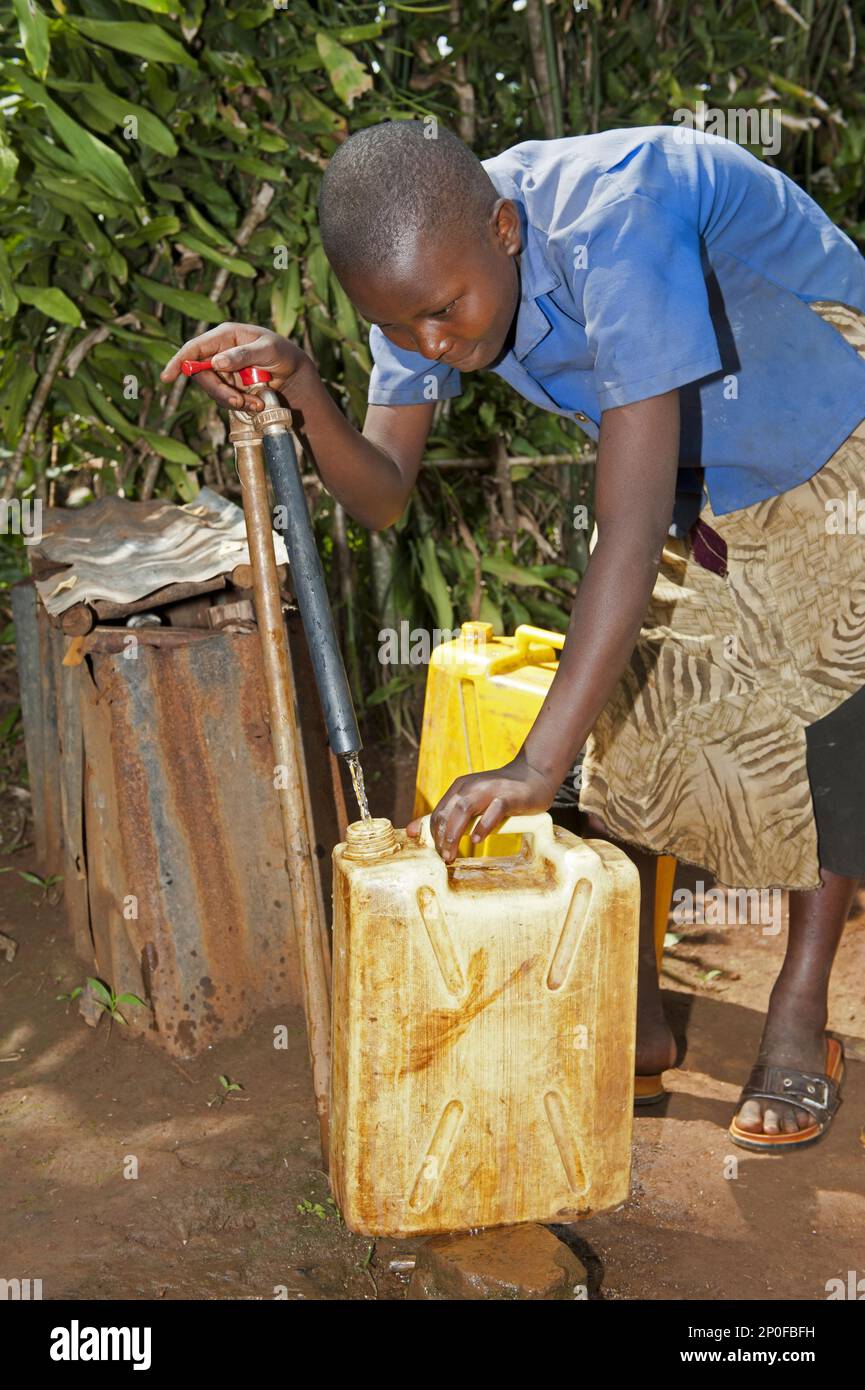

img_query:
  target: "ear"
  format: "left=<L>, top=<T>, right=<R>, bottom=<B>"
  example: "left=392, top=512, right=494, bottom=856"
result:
left=491, top=198, right=522, bottom=256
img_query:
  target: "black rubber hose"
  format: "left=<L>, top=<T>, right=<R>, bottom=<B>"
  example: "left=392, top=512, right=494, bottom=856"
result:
left=262, top=429, right=361, bottom=757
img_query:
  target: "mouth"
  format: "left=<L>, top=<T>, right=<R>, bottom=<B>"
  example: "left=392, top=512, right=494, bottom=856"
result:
left=445, top=345, right=478, bottom=369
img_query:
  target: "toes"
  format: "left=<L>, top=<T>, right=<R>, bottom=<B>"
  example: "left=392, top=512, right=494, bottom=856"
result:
left=735, top=1100, right=765, bottom=1133
left=735, top=1099, right=817, bottom=1136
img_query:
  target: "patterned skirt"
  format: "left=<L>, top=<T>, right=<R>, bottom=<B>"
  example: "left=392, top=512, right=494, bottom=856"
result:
left=579, top=301, right=865, bottom=892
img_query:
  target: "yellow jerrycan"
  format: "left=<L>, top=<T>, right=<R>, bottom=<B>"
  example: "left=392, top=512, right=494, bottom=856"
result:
left=329, top=811, right=640, bottom=1237
left=413, top=620, right=677, bottom=973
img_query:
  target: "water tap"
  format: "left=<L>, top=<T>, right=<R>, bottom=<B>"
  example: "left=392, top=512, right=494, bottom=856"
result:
left=181, top=360, right=286, bottom=427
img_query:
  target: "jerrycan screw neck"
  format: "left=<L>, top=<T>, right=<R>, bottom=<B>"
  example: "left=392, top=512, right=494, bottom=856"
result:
left=344, top=818, right=399, bottom=862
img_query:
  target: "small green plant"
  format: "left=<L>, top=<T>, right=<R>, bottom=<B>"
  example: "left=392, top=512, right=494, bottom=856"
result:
left=698, top=968, right=723, bottom=986
left=56, top=985, right=83, bottom=1006
left=0, top=867, right=64, bottom=904
left=663, top=932, right=682, bottom=949
left=297, top=1195, right=340, bottom=1222
left=207, top=1074, right=246, bottom=1108
left=56, top=976, right=145, bottom=1028
left=88, top=977, right=146, bottom=1025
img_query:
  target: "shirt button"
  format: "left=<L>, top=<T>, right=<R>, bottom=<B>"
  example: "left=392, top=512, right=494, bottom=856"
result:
left=575, top=412, right=588, bottom=422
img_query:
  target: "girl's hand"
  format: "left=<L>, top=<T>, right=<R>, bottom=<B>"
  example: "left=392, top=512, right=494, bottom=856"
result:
left=406, top=752, right=559, bottom=862
left=160, top=322, right=315, bottom=415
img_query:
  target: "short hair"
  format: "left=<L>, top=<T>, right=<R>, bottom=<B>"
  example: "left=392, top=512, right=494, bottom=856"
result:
left=318, top=119, right=499, bottom=282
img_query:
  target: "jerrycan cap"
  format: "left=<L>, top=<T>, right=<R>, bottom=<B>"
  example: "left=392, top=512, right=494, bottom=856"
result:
left=343, top=818, right=400, bottom=861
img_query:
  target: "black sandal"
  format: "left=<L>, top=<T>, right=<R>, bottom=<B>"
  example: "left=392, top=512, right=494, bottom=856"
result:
left=729, top=1036, right=844, bottom=1152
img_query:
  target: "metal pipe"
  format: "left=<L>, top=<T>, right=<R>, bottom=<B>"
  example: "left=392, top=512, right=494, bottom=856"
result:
left=230, top=412, right=332, bottom=1168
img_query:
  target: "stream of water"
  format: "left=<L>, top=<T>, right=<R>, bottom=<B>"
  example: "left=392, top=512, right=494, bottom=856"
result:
left=344, top=750, right=371, bottom=823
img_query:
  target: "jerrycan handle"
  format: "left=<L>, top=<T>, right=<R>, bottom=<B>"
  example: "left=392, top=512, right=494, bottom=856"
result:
left=486, top=624, right=565, bottom=676
left=513, top=624, right=565, bottom=656
left=416, top=810, right=557, bottom=859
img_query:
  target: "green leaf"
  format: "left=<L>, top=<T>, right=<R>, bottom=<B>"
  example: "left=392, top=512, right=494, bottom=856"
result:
left=233, top=154, right=282, bottom=179
left=116, top=992, right=146, bottom=1007
left=176, top=232, right=256, bottom=278
left=13, top=0, right=50, bottom=79
left=479, top=593, right=503, bottom=633
left=510, top=435, right=536, bottom=455
left=366, top=671, right=422, bottom=706
left=133, top=275, right=224, bottom=323
left=334, top=20, right=391, bottom=42
left=16, top=285, right=82, bottom=326
left=30, top=172, right=129, bottom=218
left=204, top=50, right=264, bottom=86
left=523, top=595, right=572, bottom=630
left=108, top=325, right=173, bottom=364
left=0, top=360, right=37, bottom=436
left=161, top=462, right=199, bottom=502
left=256, top=130, right=288, bottom=153
left=77, top=368, right=138, bottom=440
left=416, top=535, right=453, bottom=630
left=331, top=276, right=359, bottom=343
left=0, top=128, right=19, bottom=198
left=117, top=215, right=182, bottom=248
left=149, top=179, right=184, bottom=201
left=270, top=260, right=300, bottom=337
left=47, top=80, right=178, bottom=157
left=0, top=705, right=20, bottom=734
left=9, top=70, right=141, bottom=206
left=87, top=977, right=113, bottom=1007
left=184, top=202, right=230, bottom=246
left=306, top=243, right=330, bottom=305
left=66, top=18, right=197, bottom=70
left=481, top=556, right=557, bottom=590
left=315, top=32, right=373, bottom=110
left=139, top=432, right=201, bottom=467
left=291, top=87, right=347, bottom=136
left=0, top=248, right=19, bottom=317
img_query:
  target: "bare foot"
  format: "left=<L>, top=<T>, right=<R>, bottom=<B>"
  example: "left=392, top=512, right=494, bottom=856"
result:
left=733, top=987, right=827, bottom=1136
left=635, top=953, right=677, bottom=1076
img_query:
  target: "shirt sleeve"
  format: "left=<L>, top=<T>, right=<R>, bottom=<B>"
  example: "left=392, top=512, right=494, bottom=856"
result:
left=577, top=193, right=723, bottom=410
left=367, top=324, right=463, bottom=406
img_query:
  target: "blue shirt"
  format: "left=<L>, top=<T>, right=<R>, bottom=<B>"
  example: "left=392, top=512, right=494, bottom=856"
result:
left=366, top=127, right=865, bottom=522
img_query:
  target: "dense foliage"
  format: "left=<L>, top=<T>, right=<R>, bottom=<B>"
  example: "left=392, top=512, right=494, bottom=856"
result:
left=1, top=0, right=863, bottom=732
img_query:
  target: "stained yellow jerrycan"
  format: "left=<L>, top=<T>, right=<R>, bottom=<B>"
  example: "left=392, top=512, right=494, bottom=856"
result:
left=329, top=811, right=640, bottom=1237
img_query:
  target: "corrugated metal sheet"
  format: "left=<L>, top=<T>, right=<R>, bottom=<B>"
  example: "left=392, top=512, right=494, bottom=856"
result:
left=77, top=625, right=305, bottom=1057
left=10, top=580, right=64, bottom=876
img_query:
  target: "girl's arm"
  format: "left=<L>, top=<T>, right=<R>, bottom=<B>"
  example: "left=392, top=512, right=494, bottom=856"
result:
left=409, top=389, right=681, bottom=859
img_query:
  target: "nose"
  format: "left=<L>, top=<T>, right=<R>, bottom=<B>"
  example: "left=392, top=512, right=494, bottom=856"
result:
left=414, top=326, right=453, bottom=361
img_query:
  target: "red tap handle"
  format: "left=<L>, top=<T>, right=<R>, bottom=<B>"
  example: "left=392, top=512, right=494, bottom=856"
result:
left=181, top=359, right=271, bottom=386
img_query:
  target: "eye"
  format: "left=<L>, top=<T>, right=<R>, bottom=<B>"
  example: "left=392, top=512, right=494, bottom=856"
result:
left=431, top=300, right=457, bottom=318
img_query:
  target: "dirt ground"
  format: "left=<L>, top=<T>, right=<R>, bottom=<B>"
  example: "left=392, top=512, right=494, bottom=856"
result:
left=1, top=733, right=863, bottom=1301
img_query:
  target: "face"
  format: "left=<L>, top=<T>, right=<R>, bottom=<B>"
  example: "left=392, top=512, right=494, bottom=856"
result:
left=340, top=197, right=522, bottom=372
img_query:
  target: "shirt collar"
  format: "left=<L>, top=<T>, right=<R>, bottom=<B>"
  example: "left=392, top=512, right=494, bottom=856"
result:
left=491, top=172, right=562, bottom=361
